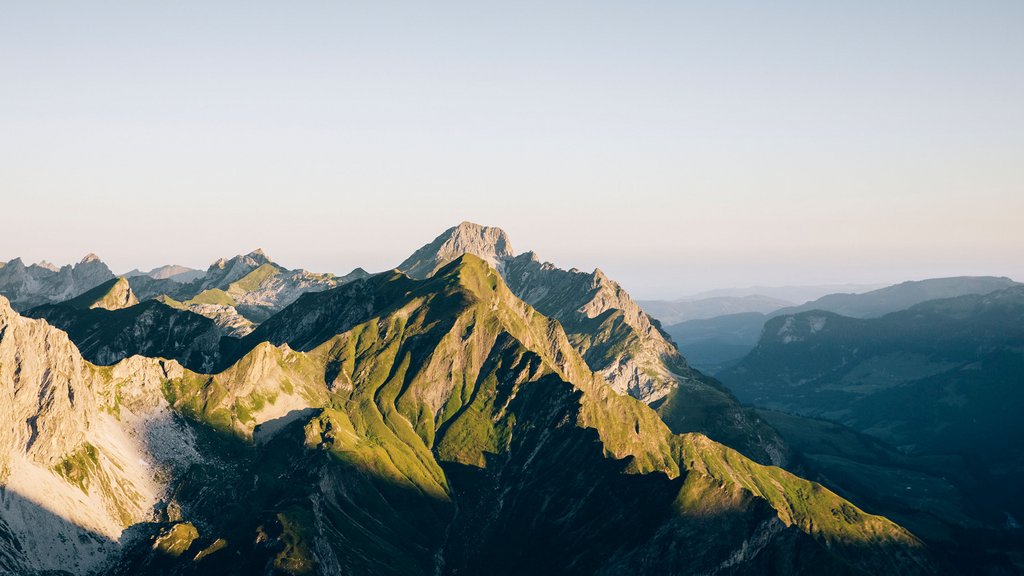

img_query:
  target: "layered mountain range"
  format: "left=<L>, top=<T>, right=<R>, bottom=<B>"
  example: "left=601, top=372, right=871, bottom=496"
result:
left=715, top=286, right=1024, bottom=572
left=0, top=222, right=973, bottom=574
left=658, top=276, right=1022, bottom=373
left=720, top=286, right=1024, bottom=464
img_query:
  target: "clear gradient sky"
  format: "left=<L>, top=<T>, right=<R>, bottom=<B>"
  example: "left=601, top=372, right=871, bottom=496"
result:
left=1, top=1, right=1021, bottom=298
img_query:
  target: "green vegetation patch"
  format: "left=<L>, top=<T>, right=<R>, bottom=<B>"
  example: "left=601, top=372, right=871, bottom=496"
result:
left=193, top=538, right=228, bottom=562
left=153, top=522, right=199, bottom=558
left=53, top=442, right=101, bottom=494
left=274, top=510, right=315, bottom=574
left=187, top=289, right=237, bottom=307
left=229, top=262, right=282, bottom=294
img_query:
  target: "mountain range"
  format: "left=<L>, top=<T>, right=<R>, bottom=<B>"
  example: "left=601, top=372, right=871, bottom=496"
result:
left=715, top=287, right=1024, bottom=572
left=0, top=222, right=1011, bottom=574
left=0, top=254, right=115, bottom=310
left=659, top=276, right=1022, bottom=373
left=0, top=245, right=939, bottom=574
left=124, top=265, right=205, bottom=284
left=637, top=294, right=794, bottom=325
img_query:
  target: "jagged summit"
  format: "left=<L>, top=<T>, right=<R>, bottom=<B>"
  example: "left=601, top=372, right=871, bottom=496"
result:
left=398, top=221, right=514, bottom=280
left=0, top=254, right=115, bottom=310
left=211, top=248, right=271, bottom=271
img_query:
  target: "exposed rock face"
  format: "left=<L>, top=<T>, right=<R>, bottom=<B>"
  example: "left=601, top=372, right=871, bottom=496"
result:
left=0, top=296, right=200, bottom=574
left=125, top=275, right=183, bottom=301
left=398, top=221, right=514, bottom=278
left=502, top=252, right=682, bottom=403
left=6, top=250, right=367, bottom=342
left=0, top=254, right=115, bottom=310
left=168, top=301, right=255, bottom=338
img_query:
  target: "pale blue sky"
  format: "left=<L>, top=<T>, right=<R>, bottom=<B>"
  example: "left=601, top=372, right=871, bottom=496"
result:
left=1, top=1, right=1021, bottom=298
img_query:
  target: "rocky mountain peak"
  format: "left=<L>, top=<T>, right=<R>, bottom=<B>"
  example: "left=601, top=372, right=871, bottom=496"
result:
left=211, top=249, right=272, bottom=271
left=79, top=253, right=101, bottom=265
left=246, top=248, right=270, bottom=262
left=520, top=250, right=541, bottom=263
left=398, top=221, right=514, bottom=279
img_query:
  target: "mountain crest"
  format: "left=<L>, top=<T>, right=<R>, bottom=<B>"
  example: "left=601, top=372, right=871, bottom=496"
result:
left=63, top=277, right=139, bottom=311
left=398, top=221, right=514, bottom=279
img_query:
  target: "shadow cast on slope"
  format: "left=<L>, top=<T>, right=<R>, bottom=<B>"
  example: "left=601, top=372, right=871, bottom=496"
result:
left=113, top=407, right=453, bottom=576
left=25, top=301, right=239, bottom=373
left=0, top=486, right=114, bottom=576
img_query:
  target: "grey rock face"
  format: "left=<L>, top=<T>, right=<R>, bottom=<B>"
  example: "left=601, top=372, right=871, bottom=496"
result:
left=0, top=254, right=115, bottom=310
left=398, top=221, right=515, bottom=280
left=0, top=296, right=201, bottom=574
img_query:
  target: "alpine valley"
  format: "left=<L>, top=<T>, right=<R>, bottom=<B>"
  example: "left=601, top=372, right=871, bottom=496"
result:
left=0, top=222, right=1012, bottom=575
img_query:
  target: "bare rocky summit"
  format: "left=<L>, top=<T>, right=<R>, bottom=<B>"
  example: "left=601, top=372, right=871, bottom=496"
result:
left=398, top=221, right=514, bottom=278
left=0, top=254, right=115, bottom=310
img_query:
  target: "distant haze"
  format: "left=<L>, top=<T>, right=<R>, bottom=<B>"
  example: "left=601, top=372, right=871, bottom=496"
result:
left=2, top=2, right=1021, bottom=299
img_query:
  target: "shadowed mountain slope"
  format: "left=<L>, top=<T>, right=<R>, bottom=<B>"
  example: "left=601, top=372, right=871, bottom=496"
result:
left=26, top=298, right=232, bottom=373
